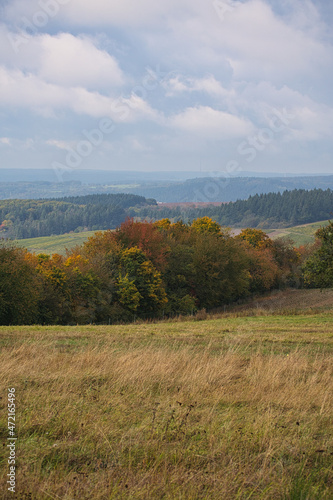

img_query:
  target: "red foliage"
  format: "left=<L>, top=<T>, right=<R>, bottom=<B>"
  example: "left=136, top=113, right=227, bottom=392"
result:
left=115, top=218, right=170, bottom=271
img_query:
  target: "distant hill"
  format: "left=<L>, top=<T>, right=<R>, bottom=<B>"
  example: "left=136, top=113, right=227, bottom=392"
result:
left=2, top=173, right=333, bottom=202
left=1, top=187, right=332, bottom=242
left=137, top=188, right=333, bottom=229
left=125, top=175, right=333, bottom=203
left=0, top=193, right=155, bottom=239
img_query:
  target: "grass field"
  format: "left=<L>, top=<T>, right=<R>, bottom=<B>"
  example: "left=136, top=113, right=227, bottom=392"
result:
left=12, top=231, right=97, bottom=255
left=0, top=304, right=332, bottom=498
left=268, top=220, right=329, bottom=247
left=9, top=220, right=329, bottom=256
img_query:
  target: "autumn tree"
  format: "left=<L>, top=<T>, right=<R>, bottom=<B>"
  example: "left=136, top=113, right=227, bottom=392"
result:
left=235, top=228, right=273, bottom=250
left=0, top=244, right=39, bottom=325
left=190, top=216, right=222, bottom=234
left=191, top=231, right=249, bottom=308
left=117, top=246, right=167, bottom=318
left=116, top=218, right=170, bottom=271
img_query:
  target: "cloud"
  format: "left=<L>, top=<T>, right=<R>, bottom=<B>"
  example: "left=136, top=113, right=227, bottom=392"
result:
left=3, top=0, right=182, bottom=28
left=1, top=26, right=125, bottom=91
left=1, top=0, right=333, bottom=174
left=46, top=139, right=75, bottom=150
left=0, top=137, right=11, bottom=146
left=169, top=105, right=254, bottom=139
left=37, top=33, right=124, bottom=89
left=0, top=66, right=159, bottom=122
left=163, top=75, right=234, bottom=99
left=221, top=0, right=330, bottom=82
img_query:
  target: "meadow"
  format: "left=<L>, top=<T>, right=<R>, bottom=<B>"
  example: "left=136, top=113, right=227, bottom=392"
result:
left=268, top=221, right=329, bottom=247
left=0, top=302, right=332, bottom=499
left=12, top=231, right=97, bottom=256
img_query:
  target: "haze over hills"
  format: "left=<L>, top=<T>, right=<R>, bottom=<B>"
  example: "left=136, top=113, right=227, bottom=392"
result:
left=0, top=168, right=326, bottom=184
left=1, top=170, right=333, bottom=202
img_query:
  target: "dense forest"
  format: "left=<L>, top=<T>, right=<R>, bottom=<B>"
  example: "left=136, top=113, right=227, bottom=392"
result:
left=0, top=217, right=298, bottom=325
left=1, top=188, right=332, bottom=241
left=0, top=193, right=156, bottom=239
left=1, top=216, right=331, bottom=326
left=137, top=189, right=333, bottom=228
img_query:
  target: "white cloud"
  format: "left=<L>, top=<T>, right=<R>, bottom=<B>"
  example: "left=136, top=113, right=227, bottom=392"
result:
left=163, top=75, right=234, bottom=99
left=38, top=33, right=124, bottom=89
left=46, top=139, right=74, bottom=150
left=0, top=66, right=159, bottom=122
left=0, top=26, right=125, bottom=91
left=1, top=0, right=333, bottom=173
left=285, top=105, right=333, bottom=142
left=222, top=0, right=330, bottom=82
left=0, top=137, right=11, bottom=146
left=3, top=0, right=182, bottom=28
left=169, top=105, right=254, bottom=139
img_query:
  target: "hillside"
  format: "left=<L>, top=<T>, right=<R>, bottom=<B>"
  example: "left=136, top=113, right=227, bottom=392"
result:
left=2, top=173, right=333, bottom=202
left=1, top=308, right=332, bottom=498
left=0, top=193, right=155, bottom=239
left=268, top=220, right=330, bottom=246
left=124, top=175, right=333, bottom=203
left=12, top=231, right=97, bottom=255
left=137, top=189, right=333, bottom=229
left=226, top=288, right=333, bottom=314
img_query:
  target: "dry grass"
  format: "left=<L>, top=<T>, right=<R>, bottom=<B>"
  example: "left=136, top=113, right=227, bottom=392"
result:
left=0, top=315, right=332, bottom=499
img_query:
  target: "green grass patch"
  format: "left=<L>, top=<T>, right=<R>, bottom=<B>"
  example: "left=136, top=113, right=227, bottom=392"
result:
left=12, top=231, right=98, bottom=255
left=268, top=220, right=330, bottom=246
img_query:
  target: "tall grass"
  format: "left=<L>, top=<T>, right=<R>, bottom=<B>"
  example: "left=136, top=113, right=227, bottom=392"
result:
left=0, top=316, right=332, bottom=499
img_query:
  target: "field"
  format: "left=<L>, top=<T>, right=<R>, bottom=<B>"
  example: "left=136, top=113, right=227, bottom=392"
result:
left=12, top=231, right=97, bottom=255
left=1, top=296, right=332, bottom=499
left=268, top=220, right=329, bottom=247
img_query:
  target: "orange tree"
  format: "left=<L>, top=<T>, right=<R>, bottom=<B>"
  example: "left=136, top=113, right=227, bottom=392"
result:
left=235, top=229, right=279, bottom=293
left=115, top=218, right=170, bottom=271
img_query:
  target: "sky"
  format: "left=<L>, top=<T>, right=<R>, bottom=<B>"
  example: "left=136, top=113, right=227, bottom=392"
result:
left=0, top=0, right=332, bottom=178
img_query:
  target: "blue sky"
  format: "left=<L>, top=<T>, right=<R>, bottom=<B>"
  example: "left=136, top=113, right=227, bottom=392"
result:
left=0, top=0, right=332, bottom=177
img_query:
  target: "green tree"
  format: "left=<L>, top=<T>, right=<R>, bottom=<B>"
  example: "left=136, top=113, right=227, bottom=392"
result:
left=0, top=245, right=39, bottom=325
left=303, top=221, right=333, bottom=288
left=117, top=246, right=167, bottom=318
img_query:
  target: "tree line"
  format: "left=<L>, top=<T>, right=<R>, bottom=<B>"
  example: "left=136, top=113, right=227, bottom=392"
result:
left=136, top=188, right=333, bottom=228
left=3, top=216, right=326, bottom=326
left=0, top=193, right=155, bottom=239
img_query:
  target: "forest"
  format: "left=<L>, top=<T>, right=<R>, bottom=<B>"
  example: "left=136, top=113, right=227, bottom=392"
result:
left=0, top=193, right=155, bottom=239
left=1, top=216, right=332, bottom=326
left=1, top=188, right=332, bottom=240
left=138, top=188, right=333, bottom=228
